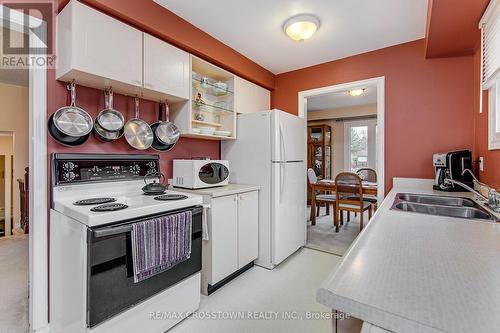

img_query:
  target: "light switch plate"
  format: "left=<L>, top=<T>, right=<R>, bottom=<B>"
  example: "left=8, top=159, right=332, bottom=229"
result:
left=479, top=157, right=484, bottom=171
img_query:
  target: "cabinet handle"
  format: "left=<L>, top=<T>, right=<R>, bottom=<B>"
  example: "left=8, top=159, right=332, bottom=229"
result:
left=131, top=79, right=141, bottom=85
left=239, top=195, right=244, bottom=201
left=233, top=196, right=238, bottom=202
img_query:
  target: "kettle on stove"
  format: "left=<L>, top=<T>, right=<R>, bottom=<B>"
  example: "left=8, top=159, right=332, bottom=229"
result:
left=142, top=172, right=167, bottom=195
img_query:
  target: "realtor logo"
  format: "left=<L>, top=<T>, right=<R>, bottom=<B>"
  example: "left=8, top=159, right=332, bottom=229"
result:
left=1, top=1, right=55, bottom=68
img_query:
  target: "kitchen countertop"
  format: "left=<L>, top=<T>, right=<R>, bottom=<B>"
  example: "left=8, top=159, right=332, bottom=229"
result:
left=317, top=178, right=500, bottom=333
left=173, top=183, right=260, bottom=197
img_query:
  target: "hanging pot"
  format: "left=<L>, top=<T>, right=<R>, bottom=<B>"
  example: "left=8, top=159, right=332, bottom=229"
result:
left=151, top=102, right=176, bottom=151
left=93, top=89, right=124, bottom=142
left=48, top=81, right=93, bottom=146
left=124, top=97, right=154, bottom=150
left=96, top=89, right=124, bottom=131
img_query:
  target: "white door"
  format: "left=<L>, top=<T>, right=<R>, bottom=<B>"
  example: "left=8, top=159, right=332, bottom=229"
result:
left=272, top=110, right=306, bottom=162
left=271, top=161, right=306, bottom=265
left=210, top=195, right=238, bottom=284
left=143, top=33, right=190, bottom=99
left=72, top=1, right=143, bottom=87
left=237, top=191, right=259, bottom=268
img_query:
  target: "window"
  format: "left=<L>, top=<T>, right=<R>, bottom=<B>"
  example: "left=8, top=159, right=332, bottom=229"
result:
left=489, top=79, right=500, bottom=149
left=480, top=0, right=500, bottom=149
left=344, top=119, right=377, bottom=172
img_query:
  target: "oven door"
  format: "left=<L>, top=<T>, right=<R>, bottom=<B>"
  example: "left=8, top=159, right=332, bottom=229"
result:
left=197, top=162, right=229, bottom=187
left=86, top=206, right=202, bottom=328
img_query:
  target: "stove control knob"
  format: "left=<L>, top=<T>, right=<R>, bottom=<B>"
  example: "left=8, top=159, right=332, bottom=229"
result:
left=63, top=172, right=76, bottom=181
left=92, top=166, right=99, bottom=174
left=131, top=164, right=140, bottom=175
left=63, top=162, right=75, bottom=171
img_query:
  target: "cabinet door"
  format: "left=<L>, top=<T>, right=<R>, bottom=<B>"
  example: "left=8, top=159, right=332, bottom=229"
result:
left=210, top=195, right=239, bottom=284
left=143, top=33, right=190, bottom=99
left=71, top=1, right=142, bottom=87
left=235, top=77, right=270, bottom=114
left=237, top=191, right=259, bottom=268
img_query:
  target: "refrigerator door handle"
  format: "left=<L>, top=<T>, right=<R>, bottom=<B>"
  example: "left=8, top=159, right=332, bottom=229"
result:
left=280, top=162, right=285, bottom=202
left=280, top=125, right=286, bottom=162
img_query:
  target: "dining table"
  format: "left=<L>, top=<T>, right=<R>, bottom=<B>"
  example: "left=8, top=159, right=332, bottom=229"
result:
left=310, top=179, right=378, bottom=226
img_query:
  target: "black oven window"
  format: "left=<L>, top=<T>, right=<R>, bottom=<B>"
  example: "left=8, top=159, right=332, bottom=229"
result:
left=199, top=163, right=229, bottom=184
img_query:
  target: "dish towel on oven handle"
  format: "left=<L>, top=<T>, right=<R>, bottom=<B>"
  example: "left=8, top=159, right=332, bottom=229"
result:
left=131, top=211, right=192, bottom=283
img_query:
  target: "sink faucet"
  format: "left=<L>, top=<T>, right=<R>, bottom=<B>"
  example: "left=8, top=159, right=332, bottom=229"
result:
left=461, top=169, right=489, bottom=188
left=459, top=169, right=500, bottom=213
left=443, top=178, right=488, bottom=201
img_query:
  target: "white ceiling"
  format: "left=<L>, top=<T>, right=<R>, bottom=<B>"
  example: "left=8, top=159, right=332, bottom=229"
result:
left=307, top=85, right=377, bottom=111
left=155, top=0, right=428, bottom=74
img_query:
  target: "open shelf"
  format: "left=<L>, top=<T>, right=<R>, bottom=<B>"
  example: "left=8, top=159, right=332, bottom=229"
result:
left=192, top=120, right=223, bottom=127
left=192, top=77, right=234, bottom=95
left=182, top=132, right=236, bottom=140
left=192, top=100, right=234, bottom=113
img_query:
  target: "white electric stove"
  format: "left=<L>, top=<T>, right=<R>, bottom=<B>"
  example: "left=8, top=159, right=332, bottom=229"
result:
left=50, top=154, right=203, bottom=333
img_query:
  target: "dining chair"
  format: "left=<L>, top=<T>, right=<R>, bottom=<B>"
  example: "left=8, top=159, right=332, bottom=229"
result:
left=307, top=168, right=336, bottom=225
left=352, top=168, right=378, bottom=211
left=334, top=172, right=372, bottom=232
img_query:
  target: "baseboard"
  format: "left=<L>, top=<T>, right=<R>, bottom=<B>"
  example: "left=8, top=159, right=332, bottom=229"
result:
left=207, top=261, right=254, bottom=295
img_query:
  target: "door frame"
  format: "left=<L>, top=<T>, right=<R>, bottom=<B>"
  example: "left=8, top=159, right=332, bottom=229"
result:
left=298, top=76, right=385, bottom=201
left=0, top=5, right=49, bottom=332
left=343, top=118, right=378, bottom=172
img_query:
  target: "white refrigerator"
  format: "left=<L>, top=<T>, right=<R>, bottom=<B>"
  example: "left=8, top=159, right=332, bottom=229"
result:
left=221, top=109, right=306, bottom=269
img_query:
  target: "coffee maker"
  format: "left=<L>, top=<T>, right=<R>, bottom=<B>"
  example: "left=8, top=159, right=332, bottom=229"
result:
left=433, top=150, right=473, bottom=191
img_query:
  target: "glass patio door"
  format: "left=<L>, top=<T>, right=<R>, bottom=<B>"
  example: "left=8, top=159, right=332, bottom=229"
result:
left=344, top=119, right=377, bottom=172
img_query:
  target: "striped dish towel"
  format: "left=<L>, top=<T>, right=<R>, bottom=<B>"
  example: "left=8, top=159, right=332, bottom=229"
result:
left=131, top=211, right=192, bottom=283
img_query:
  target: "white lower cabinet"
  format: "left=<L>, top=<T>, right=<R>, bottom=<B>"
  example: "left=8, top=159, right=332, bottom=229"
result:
left=210, top=194, right=239, bottom=283
left=201, top=189, right=259, bottom=294
left=236, top=191, right=259, bottom=268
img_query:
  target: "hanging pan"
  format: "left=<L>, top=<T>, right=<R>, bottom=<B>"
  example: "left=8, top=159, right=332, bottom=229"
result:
left=151, top=101, right=179, bottom=151
left=48, top=81, right=93, bottom=146
left=93, top=89, right=124, bottom=142
left=124, top=97, right=154, bottom=150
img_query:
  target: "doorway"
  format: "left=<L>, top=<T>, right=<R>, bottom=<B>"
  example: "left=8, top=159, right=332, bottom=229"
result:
left=299, top=77, right=384, bottom=256
left=0, top=133, right=15, bottom=238
left=0, top=5, right=48, bottom=331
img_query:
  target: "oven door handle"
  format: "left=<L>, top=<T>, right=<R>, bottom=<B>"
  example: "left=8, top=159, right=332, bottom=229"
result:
left=93, top=225, right=132, bottom=238
left=92, top=206, right=203, bottom=238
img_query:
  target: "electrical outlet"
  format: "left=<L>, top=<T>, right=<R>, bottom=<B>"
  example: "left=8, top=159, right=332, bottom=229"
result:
left=479, top=157, right=484, bottom=172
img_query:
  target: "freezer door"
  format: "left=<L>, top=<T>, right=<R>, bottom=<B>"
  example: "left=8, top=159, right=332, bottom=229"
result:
left=271, top=109, right=306, bottom=162
left=271, top=161, right=306, bottom=265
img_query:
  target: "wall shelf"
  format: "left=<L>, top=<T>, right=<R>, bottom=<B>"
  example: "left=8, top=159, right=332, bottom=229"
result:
left=192, top=120, right=223, bottom=127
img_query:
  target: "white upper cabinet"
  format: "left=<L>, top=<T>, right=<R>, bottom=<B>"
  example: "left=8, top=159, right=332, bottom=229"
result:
left=56, top=0, right=143, bottom=88
left=235, top=77, right=270, bottom=114
left=143, top=33, right=190, bottom=100
left=56, top=0, right=190, bottom=102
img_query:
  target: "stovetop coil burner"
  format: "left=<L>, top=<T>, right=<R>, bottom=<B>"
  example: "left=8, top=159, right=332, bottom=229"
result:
left=74, top=197, right=116, bottom=206
left=154, top=194, right=188, bottom=201
left=91, top=203, right=128, bottom=212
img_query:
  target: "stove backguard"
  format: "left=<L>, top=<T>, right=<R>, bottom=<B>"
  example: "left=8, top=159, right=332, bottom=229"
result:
left=52, top=153, right=160, bottom=186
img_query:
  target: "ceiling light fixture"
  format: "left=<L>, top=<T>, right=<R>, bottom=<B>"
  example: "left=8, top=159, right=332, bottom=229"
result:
left=283, top=14, right=320, bottom=41
left=348, top=89, right=365, bottom=97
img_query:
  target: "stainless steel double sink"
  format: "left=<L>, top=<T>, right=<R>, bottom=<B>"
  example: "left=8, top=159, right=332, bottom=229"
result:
left=391, top=193, right=498, bottom=222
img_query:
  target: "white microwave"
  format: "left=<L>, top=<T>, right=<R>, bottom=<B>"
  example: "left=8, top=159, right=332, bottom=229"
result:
left=173, top=160, right=230, bottom=189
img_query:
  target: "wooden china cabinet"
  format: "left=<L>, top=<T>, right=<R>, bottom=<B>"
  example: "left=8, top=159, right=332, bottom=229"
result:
left=307, top=125, right=332, bottom=203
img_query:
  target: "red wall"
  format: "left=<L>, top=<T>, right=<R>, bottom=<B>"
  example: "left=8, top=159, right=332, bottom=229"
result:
left=424, top=0, right=489, bottom=58
left=473, top=49, right=500, bottom=188
left=47, top=69, right=220, bottom=178
left=272, top=39, right=476, bottom=193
